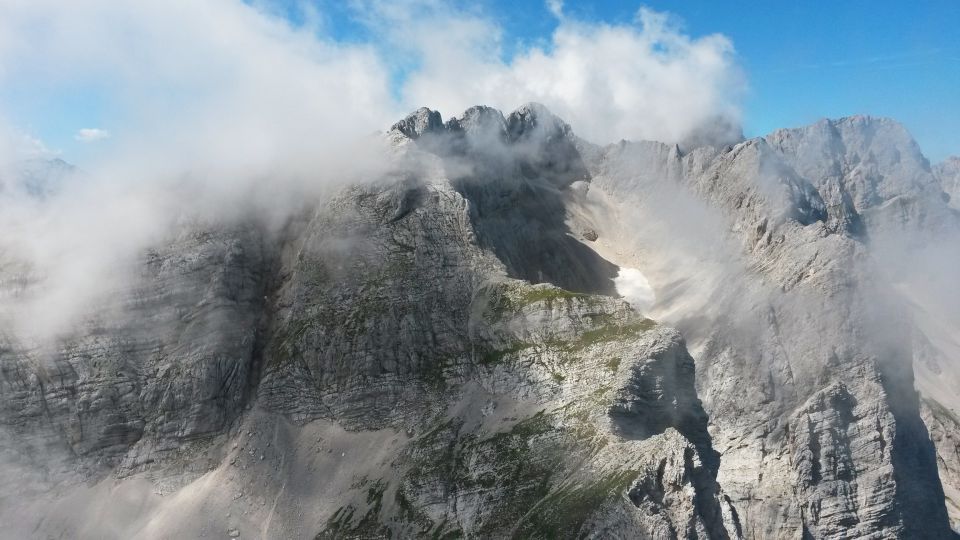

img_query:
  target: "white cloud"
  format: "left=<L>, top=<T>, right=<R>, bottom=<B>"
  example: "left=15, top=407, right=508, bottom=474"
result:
left=74, top=128, right=110, bottom=142
left=365, top=1, right=744, bottom=145
left=0, top=0, right=398, bottom=181
left=546, top=0, right=564, bottom=19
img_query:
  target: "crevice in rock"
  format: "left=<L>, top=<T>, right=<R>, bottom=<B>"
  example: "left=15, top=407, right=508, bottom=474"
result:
left=240, top=219, right=294, bottom=411
left=879, top=355, right=956, bottom=537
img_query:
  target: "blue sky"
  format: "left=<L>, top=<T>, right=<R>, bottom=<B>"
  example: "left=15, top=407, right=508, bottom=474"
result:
left=1, top=0, right=958, bottom=165
left=631, top=0, right=960, bottom=160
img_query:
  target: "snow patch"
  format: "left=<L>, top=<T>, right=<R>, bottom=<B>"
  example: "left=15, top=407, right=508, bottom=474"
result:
left=614, top=267, right=655, bottom=314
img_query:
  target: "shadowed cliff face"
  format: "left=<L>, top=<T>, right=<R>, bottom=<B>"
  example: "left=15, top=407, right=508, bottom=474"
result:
left=395, top=104, right=620, bottom=297
left=0, top=105, right=958, bottom=539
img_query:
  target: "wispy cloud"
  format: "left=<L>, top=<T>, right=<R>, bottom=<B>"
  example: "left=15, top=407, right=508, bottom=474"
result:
left=546, top=0, right=564, bottom=19
left=74, top=127, right=110, bottom=142
left=763, top=48, right=954, bottom=74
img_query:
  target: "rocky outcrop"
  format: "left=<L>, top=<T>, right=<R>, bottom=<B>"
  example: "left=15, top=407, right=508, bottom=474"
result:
left=389, top=107, right=444, bottom=140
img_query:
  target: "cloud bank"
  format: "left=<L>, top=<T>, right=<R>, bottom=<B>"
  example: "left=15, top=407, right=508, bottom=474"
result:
left=384, top=2, right=745, bottom=145
left=0, top=0, right=745, bottom=339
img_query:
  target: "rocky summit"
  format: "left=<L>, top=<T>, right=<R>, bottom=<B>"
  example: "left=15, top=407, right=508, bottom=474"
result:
left=2, top=104, right=960, bottom=539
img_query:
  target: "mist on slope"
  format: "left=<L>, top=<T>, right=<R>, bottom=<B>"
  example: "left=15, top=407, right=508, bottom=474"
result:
left=613, top=268, right=656, bottom=314
left=870, top=212, right=960, bottom=413
left=582, top=120, right=960, bottom=429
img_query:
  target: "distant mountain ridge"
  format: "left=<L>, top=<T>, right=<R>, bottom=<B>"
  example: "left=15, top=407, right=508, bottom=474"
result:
left=1, top=157, right=75, bottom=199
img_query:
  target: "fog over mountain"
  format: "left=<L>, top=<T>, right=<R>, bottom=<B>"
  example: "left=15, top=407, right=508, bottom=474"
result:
left=1, top=2, right=959, bottom=540
left=0, top=101, right=958, bottom=539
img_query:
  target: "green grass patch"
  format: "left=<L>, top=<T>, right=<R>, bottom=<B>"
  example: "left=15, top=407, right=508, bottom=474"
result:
left=513, top=469, right=642, bottom=538
left=484, top=283, right=601, bottom=322
left=604, top=356, right=622, bottom=372
left=478, top=341, right=535, bottom=365
left=542, top=319, right=657, bottom=357
left=515, top=287, right=589, bottom=307
left=577, top=319, right=656, bottom=345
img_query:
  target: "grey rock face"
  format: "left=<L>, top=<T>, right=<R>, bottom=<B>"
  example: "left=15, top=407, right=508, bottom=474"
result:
left=389, top=107, right=444, bottom=140
left=935, top=156, right=960, bottom=209
left=767, top=117, right=953, bottom=236
left=0, top=105, right=957, bottom=539
left=0, top=223, right=267, bottom=497
left=446, top=105, right=509, bottom=139
left=923, top=400, right=960, bottom=531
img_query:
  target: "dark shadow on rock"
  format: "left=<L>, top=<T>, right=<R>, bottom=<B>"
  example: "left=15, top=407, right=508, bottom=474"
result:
left=609, top=337, right=733, bottom=538
left=405, top=104, right=620, bottom=297
left=453, top=176, right=619, bottom=296
left=608, top=340, right=719, bottom=470
left=878, top=347, right=958, bottom=538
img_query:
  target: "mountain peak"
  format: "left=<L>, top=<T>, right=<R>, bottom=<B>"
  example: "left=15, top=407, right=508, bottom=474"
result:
left=446, top=105, right=508, bottom=139
left=505, top=102, right=571, bottom=143
left=389, top=103, right=573, bottom=145
left=390, top=107, right=444, bottom=139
